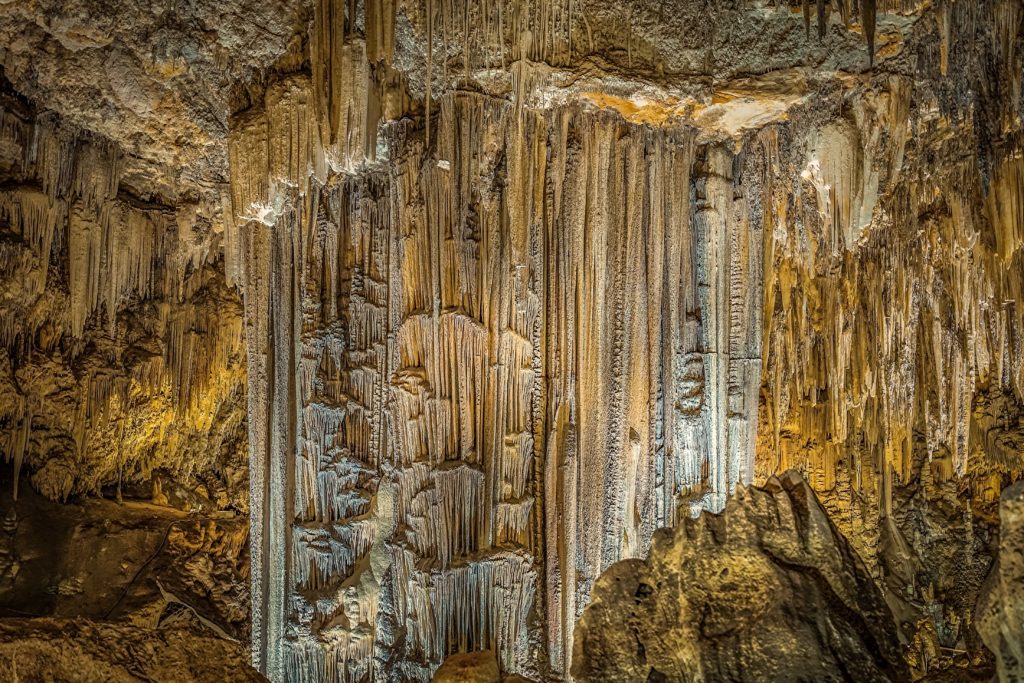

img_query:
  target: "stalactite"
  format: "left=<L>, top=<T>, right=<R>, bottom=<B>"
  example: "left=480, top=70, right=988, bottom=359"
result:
left=229, top=4, right=1024, bottom=681
left=988, top=151, right=1024, bottom=263
left=4, top=396, right=32, bottom=500
left=757, top=71, right=1024, bottom=571
left=239, top=82, right=766, bottom=680
left=365, top=0, right=397, bottom=65
left=863, top=0, right=877, bottom=64
left=311, top=0, right=376, bottom=171
left=0, top=94, right=248, bottom=510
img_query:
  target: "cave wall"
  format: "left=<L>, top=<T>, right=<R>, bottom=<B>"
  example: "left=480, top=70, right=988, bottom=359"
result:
left=0, top=79, right=257, bottom=678
left=0, top=0, right=1021, bottom=682
left=226, top=1, right=1024, bottom=681
left=0, top=87, right=249, bottom=511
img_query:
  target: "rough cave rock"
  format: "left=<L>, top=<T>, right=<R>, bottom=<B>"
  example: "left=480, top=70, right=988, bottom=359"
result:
left=0, top=0, right=1022, bottom=681
left=572, top=471, right=909, bottom=682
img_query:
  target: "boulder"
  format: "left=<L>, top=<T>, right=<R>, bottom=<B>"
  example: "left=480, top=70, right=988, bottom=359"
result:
left=572, top=471, right=909, bottom=682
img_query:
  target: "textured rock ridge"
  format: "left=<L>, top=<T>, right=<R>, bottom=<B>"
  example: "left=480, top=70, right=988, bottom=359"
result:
left=0, top=616, right=266, bottom=683
left=977, top=481, right=1024, bottom=683
left=571, top=471, right=910, bottom=683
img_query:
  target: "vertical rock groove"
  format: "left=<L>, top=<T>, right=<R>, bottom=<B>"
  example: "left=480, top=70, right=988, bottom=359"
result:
left=214, top=1, right=1023, bottom=681
left=232, top=81, right=763, bottom=679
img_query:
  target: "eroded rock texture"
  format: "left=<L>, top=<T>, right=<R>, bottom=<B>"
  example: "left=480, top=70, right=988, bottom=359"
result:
left=0, top=474, right=259, bottom=679
left=0, top=615, right=264, bottom=683
left=0, top=26, right=254, bottom=683
left=977, top=481, right=1024, bottom=682
left=0, top=0, right=302, bottom=199
left=0, top=0, right=1022, bottom=681
left=572, top=471, right=909, bottom=682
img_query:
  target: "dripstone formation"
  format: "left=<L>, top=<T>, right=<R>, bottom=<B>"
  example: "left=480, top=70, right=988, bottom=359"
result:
left=0, top=1, right=1022, bottom=682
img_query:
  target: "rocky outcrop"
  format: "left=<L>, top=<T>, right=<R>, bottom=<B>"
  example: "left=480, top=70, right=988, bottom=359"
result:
left=431, top=651, right=501, bottom=683
left=0, top=471, right=254, bottom=681
left=0, top=480, right=249, bottom=638
left=0, top=0, right=302, bottom=200
left=572, top=471, right=909, bottom=682
left=0, top=615, right=265, bottom=682
left=432, top=651, right=539, bottom=683
left=977, top=481, right=1024, bottom=683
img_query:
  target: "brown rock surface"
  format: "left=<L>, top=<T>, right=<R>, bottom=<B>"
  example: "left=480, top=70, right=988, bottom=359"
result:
left=0, top=615, right=266, bottom=682
left=0, top=0, right=302, bottom=199
left=977, top=481, right=1024, bottom=683
left=0, top=477, right=249, bottom=640
left=431, top=650, right=501, bottom=683
left=572, top=471, right=910, bottom=682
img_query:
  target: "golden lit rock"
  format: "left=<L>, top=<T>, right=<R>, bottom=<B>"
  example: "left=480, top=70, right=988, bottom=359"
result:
left=0, top=1, right=1021, bottom=682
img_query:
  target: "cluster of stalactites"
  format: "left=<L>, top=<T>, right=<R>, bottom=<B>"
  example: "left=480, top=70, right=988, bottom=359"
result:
left=0, top=99, right=246, bottom=501
left=226, top=0, right=390, bottom=248
left=757, top=72, right=1024, bottom=544
left=797, top=0, right=1023, bottom=73
left=801, top=0, right=881, bottom=50
left=236, top=74, right=772, bottom=679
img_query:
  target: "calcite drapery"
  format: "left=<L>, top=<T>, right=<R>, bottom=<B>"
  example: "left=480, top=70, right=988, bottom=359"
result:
left=232, top=65, right=762, bottom=682
left=223, top=0, right=1023, bottom=681
left=1, top=0, right=1021, bottom=680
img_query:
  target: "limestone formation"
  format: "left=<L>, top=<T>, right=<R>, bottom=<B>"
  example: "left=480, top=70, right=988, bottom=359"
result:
left=0, top=616, right=265, bottom=683
left=0, top=83, right=249, bottom=512
left=0, top=0, right=1021, bottom=682
left=431, top=650, right=500, bottom=683
left=226, top=2, right=1024, bottom=679
left=572, top=471, right=909, bottom=682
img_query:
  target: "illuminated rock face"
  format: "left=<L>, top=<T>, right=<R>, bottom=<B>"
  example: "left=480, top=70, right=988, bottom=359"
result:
left=977, top=481, right=1024, bottom=683
left=0, top=0, right=1022, bottom=682
left=0, top=89, right=248, bottom=512
left=228, top=1, right=1024, bottom=681
left=572, top=472, right=910, bottom=683
left=231, top=89, right=761, bottom=681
